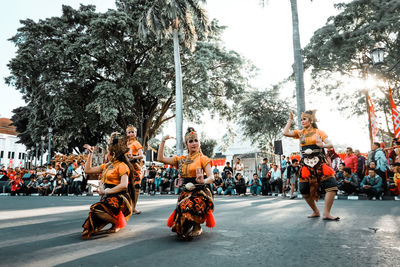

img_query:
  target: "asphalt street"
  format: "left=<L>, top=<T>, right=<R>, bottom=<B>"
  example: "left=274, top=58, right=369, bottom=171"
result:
left=0, top=195, right=399, bottom=267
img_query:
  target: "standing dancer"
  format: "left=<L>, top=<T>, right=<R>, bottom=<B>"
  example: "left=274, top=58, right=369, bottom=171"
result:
left=158, top=127, right=216, bottom=240
left=81, top=133, right=134, bottom=239
left=126, top=125, right=144, bottom=214
left=283, top=111, right=339, bottom=221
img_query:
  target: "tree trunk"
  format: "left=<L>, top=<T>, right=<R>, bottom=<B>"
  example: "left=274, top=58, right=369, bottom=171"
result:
left=173, top=28, right=184, bottom=155
left=290, top=0, right=306, bottom=128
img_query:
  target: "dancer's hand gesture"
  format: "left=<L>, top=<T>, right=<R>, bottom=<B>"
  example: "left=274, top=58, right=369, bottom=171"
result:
left=316, top=134, right=324, bottom=148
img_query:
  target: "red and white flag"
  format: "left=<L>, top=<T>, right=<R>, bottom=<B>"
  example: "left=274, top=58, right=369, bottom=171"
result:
left=389, top=87, right=400, bottom=138
left=367, top=94, right=378, bottom=141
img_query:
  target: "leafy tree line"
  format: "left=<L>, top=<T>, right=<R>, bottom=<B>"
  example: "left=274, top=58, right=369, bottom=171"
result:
left=302, top=0, right=400, bottom=137
left=7, top=0, right=257, bottom=154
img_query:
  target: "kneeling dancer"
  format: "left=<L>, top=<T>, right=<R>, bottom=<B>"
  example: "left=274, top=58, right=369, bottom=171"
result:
left=158, top=127, right=216, bottom=240
left=283, top=110, right=340, bottom=221
left=82, top=133, right=135, bottom=239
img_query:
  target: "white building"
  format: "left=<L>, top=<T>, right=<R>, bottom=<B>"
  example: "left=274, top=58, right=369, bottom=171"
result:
left=0, top=118, right=28, bottom=168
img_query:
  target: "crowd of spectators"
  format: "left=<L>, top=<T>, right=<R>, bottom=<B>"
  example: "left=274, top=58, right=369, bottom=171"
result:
left=2, top=139, right=400, bottom=200
left=1, top=160, right=86, bottom=196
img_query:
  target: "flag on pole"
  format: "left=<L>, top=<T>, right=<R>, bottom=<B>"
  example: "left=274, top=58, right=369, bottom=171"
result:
left=367, top=94, right=378, bottom=141
left=389, top=87, right=400, bottom=138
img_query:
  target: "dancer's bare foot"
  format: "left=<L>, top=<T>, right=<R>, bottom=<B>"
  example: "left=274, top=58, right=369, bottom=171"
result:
left=82, top=229, right=90, bottom=240
left=108, top=226, right=121, bottom=233
left=133, top=209, right=142, bottom=214
left=307, top=211, right=320, bottom=218
left=322, top=214, right=340, bottom=221
left=190, top=224, right=202, bottom=237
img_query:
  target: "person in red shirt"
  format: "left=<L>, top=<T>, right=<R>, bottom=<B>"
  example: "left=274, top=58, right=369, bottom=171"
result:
left=8, top=171, right=23, bottom=196
left=344, top=147, right=358, bottom=173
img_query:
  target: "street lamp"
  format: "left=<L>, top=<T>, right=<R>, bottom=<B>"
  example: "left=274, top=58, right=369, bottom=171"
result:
left=370, top=44, right=385, bottom=66
left=40, top=136, right=45, bottom=166
left=47, top=127, right=53, bottom=165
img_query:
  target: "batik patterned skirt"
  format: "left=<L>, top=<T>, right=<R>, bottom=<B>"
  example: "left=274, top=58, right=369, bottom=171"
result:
left=82, top=184, right=133, bottom=239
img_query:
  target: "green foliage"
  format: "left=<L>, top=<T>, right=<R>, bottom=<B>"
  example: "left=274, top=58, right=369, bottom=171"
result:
left=238, top=86, right=291, bottom=149
left=6, top=2, right=253, bottom=153
left=303, top=0, right=400, bottom=121
left=200, top=134, right=217, bottom=158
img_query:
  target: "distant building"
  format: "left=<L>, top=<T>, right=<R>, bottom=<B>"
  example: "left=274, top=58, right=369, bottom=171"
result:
left=0, top=118, right=27, bottom=168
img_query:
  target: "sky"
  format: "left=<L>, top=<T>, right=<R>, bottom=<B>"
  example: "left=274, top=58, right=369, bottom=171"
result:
left=0, top=0, right=371, bottom=152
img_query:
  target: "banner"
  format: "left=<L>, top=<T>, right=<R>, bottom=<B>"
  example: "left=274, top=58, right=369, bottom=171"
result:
left=367, top=94, right=378, bottom=141
left=389, top=87, right=400, bottom=138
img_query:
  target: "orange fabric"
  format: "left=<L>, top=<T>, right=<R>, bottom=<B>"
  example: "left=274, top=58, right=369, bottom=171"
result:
left=293, top=128, right=328, bottom=147
left=394, top=173, right=400, bottom=187
left=100, top=161, right=130, bottom=185
left=127, top=139, right=143, bottom=156
left=322, top=163, right=335, bottom=177
left=301, top=166, right=311, bottom=179
left=173, top=153, right=211, bottom=178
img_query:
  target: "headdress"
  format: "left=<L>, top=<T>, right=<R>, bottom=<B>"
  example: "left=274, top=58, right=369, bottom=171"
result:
left=185, top=127, right=198, bottom=143
left=126, top=124, right=137, bottom=133
left=301, top=110, right=317, bottom=123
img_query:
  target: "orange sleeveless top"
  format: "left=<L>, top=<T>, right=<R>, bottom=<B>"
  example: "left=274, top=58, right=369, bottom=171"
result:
left=127, top=139, right=143, bottom=155
left=100, top=161, right=130, bottom=185
left=173, top=152, right=210, bottom=178
left=293, top=128, right=328, bottom=147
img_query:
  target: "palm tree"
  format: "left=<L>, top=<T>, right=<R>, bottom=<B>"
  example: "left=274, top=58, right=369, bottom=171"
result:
left=138, top=0, right=210, bottom=155
left=261, top=0, right=306, bottom=128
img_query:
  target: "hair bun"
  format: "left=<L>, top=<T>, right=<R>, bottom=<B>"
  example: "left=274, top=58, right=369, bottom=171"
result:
left=186, top=127, right=195, bottom=134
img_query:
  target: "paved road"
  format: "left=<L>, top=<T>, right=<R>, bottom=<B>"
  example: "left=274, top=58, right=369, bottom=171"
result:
left=0, top=195, right=399, bottom=267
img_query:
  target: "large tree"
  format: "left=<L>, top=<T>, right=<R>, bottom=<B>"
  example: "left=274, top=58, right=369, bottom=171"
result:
left=7, top=2, right=254, bottom=154
left=238, top=86, right=291, bottom=151
left=138, top=0, right=209, bottom=155
left=303, top=0, right=400, bottom=136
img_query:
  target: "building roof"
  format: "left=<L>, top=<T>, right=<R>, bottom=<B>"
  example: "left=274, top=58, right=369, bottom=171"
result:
left=0, top=118, right=18, bottom=136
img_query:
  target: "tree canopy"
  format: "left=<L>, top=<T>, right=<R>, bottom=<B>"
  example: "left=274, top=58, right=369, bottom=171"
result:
left=303, top=0, right=400, bottom=128
left=6, top=1, right=254, bottom=154
left=238, top=86, right=291, bottom=151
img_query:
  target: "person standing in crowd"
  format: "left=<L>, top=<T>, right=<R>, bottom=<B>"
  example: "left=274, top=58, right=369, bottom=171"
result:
left=368, top=142, right=389, bottom=195
left=233, top=158, right=244, bottom=177
left=45, top=164, right=56, bottom=182
left=147, top=163, right=157, bottom=195
left=158, top=128, right=215, bottom=239
left=338, top=167, right=359, bottom=195
left=224, top=171, right=236, bottom=195
left=283, top=110, right=339, bottom=221
left=82, top=134, right=134, bottom=240
left=344, top=147, right=358, bottom=173
left=70, top=162, right=83, bottom=195
left=259, top=158, right=271, bottom=196
left=354, top=149, right=366, bottom=182
left=126, top=124, right=144, bottom=214
left=281, top=155, right=288, bottom=174
left=360, top=168, right=383, bottom=200
left=213, top=172, right=224, bottom=195
left=248, top=173, right=262, bottom=196
left=213, top=166, right=219, bottom=175
left=235, top=173, right=247, bottom=195
left=269, top=164, right=282, bottom=194
left=222, top=162, right=233, bottom=180
left=286, top=159, right=300, bottom=199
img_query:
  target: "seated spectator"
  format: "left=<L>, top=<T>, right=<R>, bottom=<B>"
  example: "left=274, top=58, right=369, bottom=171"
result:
left=173, top=174, right=182, bottom=195
left=235, top=173, right=247, bottom=195
left=389, top=163, right=400, bottom=196
left=25, top=176, right=38, bottom=195
left=248, top=173, right=262, bottom=196
left=38, top=177, right=52, bottom=196
left=223, top=171, right=235, bottom=195
left=50, top=173, right=67, bottom=196
left=338, top=167, right=359, bottom=195
left=213, top=172, right=224, bottom=195
left=45, top=163, right=57, bottom=182
left=269, top=164, right=282, bottom=193
left=9, top=171, right=23, bottom=196
left=335, top=162, right=345, bottom=182
left=360, top=168, right=383, bottom=200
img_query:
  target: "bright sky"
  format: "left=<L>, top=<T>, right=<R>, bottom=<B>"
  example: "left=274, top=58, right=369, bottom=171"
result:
left=0, top=0, right=370, bottom=152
